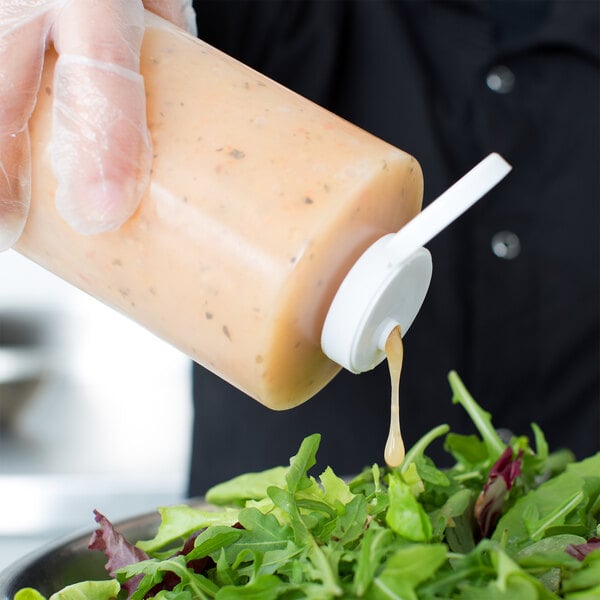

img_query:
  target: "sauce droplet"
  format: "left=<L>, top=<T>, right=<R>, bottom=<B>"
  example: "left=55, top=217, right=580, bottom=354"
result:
left=384, top=325, right=405, bottom=467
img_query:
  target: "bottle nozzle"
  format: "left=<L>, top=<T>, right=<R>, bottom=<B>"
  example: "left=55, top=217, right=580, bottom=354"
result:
left=321, top=153, right=512, bottom=373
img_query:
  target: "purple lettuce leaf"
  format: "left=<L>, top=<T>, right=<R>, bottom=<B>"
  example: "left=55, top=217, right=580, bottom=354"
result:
left=88, top=510, right=221, bottom=599
left=566, top=537, right=600, bottom=560
left=88, top=509, right=149, bottom=597
left=474, top=447, right=523, bottom=538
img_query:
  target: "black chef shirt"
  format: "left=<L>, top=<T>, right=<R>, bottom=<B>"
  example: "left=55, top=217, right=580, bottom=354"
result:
left=188, top=0, right=599, bottom=496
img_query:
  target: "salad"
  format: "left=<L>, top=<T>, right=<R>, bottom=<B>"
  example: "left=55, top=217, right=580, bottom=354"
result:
left=15, top=371, right=600, bottom=599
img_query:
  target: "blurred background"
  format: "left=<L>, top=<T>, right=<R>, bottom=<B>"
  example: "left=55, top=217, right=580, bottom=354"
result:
left=0, top=249, right=192, bottom=568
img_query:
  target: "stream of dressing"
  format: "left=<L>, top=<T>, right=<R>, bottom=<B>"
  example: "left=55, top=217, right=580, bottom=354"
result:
left=384, top=325, right=405, bottom=467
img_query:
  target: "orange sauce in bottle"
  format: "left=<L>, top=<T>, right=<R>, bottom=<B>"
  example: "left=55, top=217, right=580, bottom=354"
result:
left=18, top=13, right=424, bottom=411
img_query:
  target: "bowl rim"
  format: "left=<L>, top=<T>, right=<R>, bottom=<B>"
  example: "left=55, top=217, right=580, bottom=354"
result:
left=0, top=499, right=207, bottom=599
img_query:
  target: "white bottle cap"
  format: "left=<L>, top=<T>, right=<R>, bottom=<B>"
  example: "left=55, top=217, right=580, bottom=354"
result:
left=321, top=153, right=512, bottom=373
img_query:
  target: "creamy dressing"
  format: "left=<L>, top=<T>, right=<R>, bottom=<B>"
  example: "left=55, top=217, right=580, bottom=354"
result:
left=384, top=325, right=405, bottom=467
left=18, top=14, right=424, bottom=410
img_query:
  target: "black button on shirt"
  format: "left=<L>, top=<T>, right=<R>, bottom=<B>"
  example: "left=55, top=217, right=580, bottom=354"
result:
left=188, top=0, right=599, bottom=494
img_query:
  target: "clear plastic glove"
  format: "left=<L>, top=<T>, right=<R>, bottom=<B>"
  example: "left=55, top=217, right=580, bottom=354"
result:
left=0, top=0, right=196, bottom=251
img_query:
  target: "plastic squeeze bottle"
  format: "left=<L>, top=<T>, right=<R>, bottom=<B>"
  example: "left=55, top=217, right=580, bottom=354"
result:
left=15, top=13, right=509, bottom=410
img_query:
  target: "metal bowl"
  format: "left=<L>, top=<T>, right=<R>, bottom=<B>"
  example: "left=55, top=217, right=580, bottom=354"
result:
left=0, top=500, right=207, bottom=599
left=0, top=510, right=158, bottom=599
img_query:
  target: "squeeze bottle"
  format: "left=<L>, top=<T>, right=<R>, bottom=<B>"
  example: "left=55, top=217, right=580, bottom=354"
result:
left=15, top=13, right=508, bottom=410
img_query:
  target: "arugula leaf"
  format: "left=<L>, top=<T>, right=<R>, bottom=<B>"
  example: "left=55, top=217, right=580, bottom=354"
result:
left=365, top=543, right=447, bottom=600
left=560, top=548, right=600, bottom=595
left=351, top=527, right=395, bottom=596
left=286, top=433, right=320, bottom=493
left=185, top=526, right=242, bottom=561
left=152, top=591, right=194, bottom=599
left=117, top=555, right=218, bottom=600
left=220, top=507, right=293, bottom=565
left=330, top=494, right=368, bottom=547
left=493, top=454, right=600, bottom=552
left=268, top=486, right=342, bottom=596
left=429, top=487, right=474, bottom=542
left=214, top=574, right=294, bottom=599
left=517, top=535, right=588, bottom=564
left=414, top=454, right=450, bottom=488
left=401, top=424, right=450, bottom=474
left=448, top=370, right=505, bottom=463
left=445, top=433, right=490, bottom=467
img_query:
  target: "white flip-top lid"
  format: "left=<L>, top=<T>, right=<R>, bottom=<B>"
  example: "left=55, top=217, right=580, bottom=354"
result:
left=321, top=153, right=512, bottom=373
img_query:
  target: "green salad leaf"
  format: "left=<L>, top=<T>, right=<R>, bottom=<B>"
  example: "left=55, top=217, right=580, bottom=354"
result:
left=15, top=371, right=600, bottom=599
left=14, top=580, right=121, bottom=600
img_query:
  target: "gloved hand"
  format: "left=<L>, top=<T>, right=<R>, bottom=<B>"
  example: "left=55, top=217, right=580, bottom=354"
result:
left=0, top=0, right=196, bottom=251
